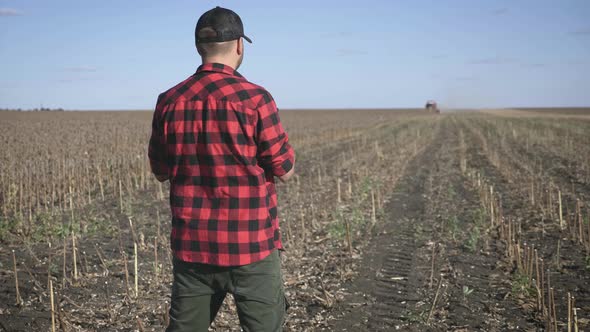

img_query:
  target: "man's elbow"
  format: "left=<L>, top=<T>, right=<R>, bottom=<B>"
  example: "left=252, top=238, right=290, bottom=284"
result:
left=149, top=159, right=169, bottom=182
left=154, top=173, right=169, bottom=182
left=278, top=167, right=295, bottom=183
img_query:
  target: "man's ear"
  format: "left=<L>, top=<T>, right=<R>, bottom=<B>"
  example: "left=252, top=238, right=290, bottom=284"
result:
left=237, top=38, right=243, bottom=55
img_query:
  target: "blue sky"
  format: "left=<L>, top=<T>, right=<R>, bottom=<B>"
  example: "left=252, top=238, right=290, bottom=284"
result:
left=1, top=0, right=589, bottom=110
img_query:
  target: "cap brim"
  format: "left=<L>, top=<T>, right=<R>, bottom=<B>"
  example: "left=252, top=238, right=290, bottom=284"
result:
left=243, top=35, right=252, bottom=43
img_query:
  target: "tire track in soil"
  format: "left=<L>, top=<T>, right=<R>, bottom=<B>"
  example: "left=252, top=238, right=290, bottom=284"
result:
left=329, top=117, right=543, bottom=331
left=328, top=122, right=443, bottom=331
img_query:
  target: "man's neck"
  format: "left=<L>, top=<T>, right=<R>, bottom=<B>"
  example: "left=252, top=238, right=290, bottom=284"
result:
left=201, top=58, right=236, bottom=70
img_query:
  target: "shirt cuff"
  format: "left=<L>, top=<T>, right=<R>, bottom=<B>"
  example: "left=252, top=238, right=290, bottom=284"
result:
left=272, top=149, right=294, bottom=177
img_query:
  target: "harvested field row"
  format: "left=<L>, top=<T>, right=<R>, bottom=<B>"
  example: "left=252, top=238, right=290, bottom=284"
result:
left=0, top=110, right=440, bottom=331
left=458, top=115, right=590, bottom=331
left=1, top=110, right=588, bottom=331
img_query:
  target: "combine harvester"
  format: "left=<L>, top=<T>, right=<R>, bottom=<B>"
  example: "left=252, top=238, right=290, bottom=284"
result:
left=425, top=100, right=440, bottom=114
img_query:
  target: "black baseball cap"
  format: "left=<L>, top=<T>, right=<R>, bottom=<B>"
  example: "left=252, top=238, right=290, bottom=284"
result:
left=195, top=6, right=252, bottom=44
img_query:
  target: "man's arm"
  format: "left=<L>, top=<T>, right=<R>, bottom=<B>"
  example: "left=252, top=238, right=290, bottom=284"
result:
left=278, top=167, right=295, bottom=183
left=148, top=96, right=170, bottom=182
left=256, top=93, right=295, bottom=181
left=154, top=173, right=169, bottom=182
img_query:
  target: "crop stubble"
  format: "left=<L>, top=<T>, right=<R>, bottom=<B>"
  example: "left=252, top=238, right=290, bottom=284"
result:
left=0, top=109, right=588, bottom=331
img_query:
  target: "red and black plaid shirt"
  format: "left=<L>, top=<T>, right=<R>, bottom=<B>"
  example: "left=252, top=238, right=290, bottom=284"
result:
left=149, top=63, right=294, bottom=266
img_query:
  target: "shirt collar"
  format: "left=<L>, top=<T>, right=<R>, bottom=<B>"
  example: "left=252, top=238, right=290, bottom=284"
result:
left=196, top=63, right=243, bottom=78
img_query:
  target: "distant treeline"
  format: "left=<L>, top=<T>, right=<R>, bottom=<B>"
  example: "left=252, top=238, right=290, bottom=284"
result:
left=514, top=107, right=590, bottom=115
left=0, top=108, right=65, bottom=112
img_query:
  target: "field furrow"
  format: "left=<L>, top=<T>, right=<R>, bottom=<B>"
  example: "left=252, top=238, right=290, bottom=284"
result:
left=1, top=110, right=589, bottom=331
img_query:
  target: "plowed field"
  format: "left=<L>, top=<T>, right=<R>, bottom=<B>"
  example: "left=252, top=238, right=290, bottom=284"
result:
left=1, top=109, right=588, bottom=331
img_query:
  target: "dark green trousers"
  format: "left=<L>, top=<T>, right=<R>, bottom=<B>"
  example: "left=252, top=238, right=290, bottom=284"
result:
left=166, top=250, right=286, bottom=332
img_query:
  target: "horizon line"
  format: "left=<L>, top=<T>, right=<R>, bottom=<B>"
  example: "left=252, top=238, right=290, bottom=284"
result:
left=1, top=106, right=589, bottom=112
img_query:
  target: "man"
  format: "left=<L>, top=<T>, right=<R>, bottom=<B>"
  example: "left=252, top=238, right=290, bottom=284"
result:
left=148, top=6, right=295, bottom=332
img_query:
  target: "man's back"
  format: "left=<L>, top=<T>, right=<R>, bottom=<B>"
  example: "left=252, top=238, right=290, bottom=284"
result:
left=152, top=8, right=293, bottom=331
left=149, top=63, right=294, bottom=266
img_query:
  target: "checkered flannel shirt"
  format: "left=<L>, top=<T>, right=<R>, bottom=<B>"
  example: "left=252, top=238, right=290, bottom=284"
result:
left=149, top=63, right=294, bottom=266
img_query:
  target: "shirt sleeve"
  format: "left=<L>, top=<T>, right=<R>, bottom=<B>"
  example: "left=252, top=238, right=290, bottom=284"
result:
left=256, top=92, right=295, bottom=177
left=148, top=95, right=170, bottom=177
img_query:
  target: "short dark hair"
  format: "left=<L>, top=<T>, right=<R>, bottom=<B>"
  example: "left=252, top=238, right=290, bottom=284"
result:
left=196, top=27, right=234, bottom=57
